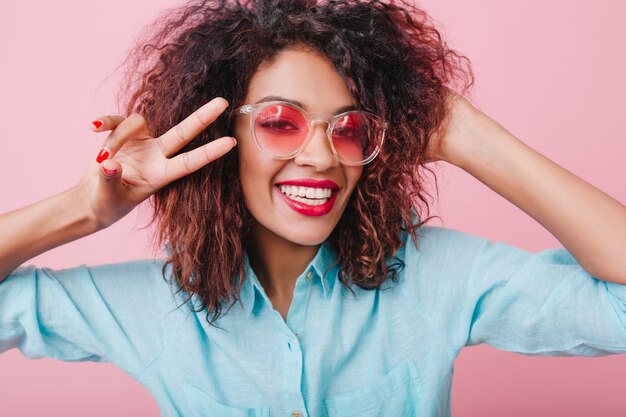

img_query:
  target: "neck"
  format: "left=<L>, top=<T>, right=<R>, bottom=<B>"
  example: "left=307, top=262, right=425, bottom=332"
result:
left=247, top=221, right=320, bottom=300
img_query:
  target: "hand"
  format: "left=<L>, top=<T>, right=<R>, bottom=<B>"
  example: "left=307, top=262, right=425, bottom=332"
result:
left=424, top=90, right=481, bottom=165
left=79, top=97, right=236, bottom=229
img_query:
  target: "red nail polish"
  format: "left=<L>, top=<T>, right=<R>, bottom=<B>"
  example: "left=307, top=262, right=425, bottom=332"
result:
left=92, top=120, right=103, bottom=129
left=96, top=147, right=110, bottom=163
left=102, top=166, right=117, bottom=176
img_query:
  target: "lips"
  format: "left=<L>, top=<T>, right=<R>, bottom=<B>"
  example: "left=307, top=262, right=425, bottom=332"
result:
left=275, top=178, right=339, bottom=190
left=274, top=178, right=340, bottom=216
left=276, top=187, right=338, bottom=216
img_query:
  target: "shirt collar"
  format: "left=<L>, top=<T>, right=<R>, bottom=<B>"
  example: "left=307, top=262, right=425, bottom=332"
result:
left=238, top=240, right=340, bottom=317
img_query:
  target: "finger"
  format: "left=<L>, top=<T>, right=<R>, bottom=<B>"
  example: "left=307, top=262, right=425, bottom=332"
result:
left=165, top=136, right=236, bottom=182
left=100, top=158, right=121, bottom=178
left=90, top=115, right=126, bottom=132
left=95, top=114, right=152, bottom=163
left=98, top=158, right=124, bottom=197
left=157, top=97, right=229, bottom=158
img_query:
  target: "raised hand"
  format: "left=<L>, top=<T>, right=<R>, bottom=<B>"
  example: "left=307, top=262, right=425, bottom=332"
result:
left=424, top=90, right=626, bottom=283
left=80, top=97, right=237, bottom=228
left=424, top=91, right=480, bottom=165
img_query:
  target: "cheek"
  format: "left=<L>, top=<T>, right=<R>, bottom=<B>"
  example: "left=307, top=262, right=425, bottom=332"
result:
left=237, top=129, right=261, bottom=184
left=238, top=145, right=282, bottom=203
left=346, top=166, right=364, bottom=192
left=238, top=150, right=262, bottom=201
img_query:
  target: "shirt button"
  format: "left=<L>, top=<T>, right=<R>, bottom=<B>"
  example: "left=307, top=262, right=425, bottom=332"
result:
left=306, top=271, right=313, bottom=281
left=291, top=411, right=303, bottom=417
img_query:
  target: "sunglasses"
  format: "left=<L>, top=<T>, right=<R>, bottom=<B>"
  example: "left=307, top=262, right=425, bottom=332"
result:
left=234, top=101, right=388, bottom=166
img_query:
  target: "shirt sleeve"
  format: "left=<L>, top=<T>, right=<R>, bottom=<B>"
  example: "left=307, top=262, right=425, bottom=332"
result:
left=464, top=237, right=626, bottom=356
left=0, top=260, right=181, bottom=375
left=403, top=226, right=626, bottom=356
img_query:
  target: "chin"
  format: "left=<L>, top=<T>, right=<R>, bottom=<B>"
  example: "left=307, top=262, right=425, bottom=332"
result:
left=277, top=226, right=333, bottom=247
left=248, top=215, right=336, bottom=247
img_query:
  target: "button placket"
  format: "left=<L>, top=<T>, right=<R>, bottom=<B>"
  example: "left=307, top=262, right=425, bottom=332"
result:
left=282, top=270, right=310, bottom=417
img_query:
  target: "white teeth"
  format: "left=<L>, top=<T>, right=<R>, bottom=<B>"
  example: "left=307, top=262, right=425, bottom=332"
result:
left=279, top=185, right=333, bottom=199
left=289, top=195, right=329, bottom=206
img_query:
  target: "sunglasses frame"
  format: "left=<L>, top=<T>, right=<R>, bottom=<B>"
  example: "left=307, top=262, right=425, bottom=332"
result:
left=234, top=100, right=388, bottom=166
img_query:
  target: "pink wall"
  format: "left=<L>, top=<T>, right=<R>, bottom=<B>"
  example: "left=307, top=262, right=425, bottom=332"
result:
left=1, top=0, right=625, bottom=415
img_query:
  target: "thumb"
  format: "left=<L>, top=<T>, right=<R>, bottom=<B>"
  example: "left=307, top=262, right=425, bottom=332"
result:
left=92, top=159, right=133, bottom=228
left=98, top=159, right=124, bottom=192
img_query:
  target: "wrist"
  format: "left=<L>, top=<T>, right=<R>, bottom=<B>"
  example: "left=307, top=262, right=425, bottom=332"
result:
left=440, top=101, right=501, bottom=170
left=68, top=184, right=105, bottom=234
left=0, top=186, right=103, bottom=280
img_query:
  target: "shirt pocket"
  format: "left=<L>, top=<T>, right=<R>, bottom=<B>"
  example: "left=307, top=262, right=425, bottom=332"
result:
left=323, top=359, right=424, bottom=417
left=182, top=381, right=271, bottom=417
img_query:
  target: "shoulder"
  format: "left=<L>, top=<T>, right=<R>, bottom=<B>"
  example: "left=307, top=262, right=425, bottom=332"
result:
left=39, top=258, right=168, bottom=291
left=390, top=225, right=490, bottom=306
left=82, top=258, right=168, bottom=287
left=393, top=225, right=498, bottom=315
left=386, top=225, right=492, bottom=352
left=398, top=225, right=490, bottom=268
left=7, top=258, right=178, bottom=312
left=80, top=259, right=181, bottom=308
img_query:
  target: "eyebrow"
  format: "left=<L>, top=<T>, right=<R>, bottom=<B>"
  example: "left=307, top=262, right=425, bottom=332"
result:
left=255, top=95, right=358, bottom=114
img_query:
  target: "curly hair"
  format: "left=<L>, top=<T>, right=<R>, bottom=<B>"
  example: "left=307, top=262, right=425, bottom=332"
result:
left=120, top=0, right=473, bottom=324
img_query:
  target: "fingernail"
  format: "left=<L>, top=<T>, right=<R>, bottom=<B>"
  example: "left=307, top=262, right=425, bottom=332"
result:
left=230, top=137, right=237, bottom=146
left=216, top=97, right=228, bottom=108
left=92, top=120, right=103, bottom=129
left=102, top=166, right=117, bottom=176
left=96, top=147, right=110, bottom=163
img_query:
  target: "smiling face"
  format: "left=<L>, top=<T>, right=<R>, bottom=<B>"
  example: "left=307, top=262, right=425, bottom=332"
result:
left=234, top=46, right=363, bottom=247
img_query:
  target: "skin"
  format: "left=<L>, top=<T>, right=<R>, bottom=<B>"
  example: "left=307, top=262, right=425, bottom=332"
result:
left=0, top=98, right=237, bottom=281
left=1, top=47, right=625, bottom=323
left=233, top=46, right=363, bottom=316
left=430, top=93, right=626, bottom=282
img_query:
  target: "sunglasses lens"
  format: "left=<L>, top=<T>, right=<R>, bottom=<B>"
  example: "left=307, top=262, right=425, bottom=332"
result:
left=254, top=104, right=308, bottom=157
left=253, top=104, right=382, bottom=164
left=331, top=113, right=380, bottom=164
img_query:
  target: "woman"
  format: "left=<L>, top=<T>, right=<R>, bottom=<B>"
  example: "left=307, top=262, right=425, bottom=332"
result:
left=1, top=0, right=625, bottom=416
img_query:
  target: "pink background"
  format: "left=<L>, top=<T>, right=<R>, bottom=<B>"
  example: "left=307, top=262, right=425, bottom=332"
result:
left=1, top=0, right=625, bottom=415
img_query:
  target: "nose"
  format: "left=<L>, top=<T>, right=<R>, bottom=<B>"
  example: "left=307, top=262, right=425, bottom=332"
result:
left=293, top=121, right=339, bottom=171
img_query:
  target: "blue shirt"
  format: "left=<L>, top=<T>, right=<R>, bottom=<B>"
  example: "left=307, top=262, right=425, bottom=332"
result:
left=2, top=226, right=626, bottom=417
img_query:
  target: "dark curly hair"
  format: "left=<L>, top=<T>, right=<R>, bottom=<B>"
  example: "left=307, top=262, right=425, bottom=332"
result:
left=119, top=0, right=473, bottom=324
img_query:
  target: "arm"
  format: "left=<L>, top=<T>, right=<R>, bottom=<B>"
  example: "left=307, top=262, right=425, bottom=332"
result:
left=430, top=94, right=626, bottom=283
left=0, top=187, right=99, bottom=281
left=0, top=98, right=236, bottom=368
left=0, top=97, right=236, bottom=282
left=402, top=226, right=626, bottom=355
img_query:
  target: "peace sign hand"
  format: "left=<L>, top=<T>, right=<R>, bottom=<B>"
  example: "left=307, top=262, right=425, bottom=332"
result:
left=79, top=97, right=236, bottom=229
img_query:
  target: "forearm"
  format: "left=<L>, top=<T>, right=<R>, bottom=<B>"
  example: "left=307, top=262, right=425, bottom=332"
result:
left=0, top=186, right=100, bottom=281
left=445, top=107, right=626, bottom=283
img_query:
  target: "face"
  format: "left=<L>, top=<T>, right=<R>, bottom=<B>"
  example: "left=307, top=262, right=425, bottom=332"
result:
left=234, top=46, right=363, bottom=247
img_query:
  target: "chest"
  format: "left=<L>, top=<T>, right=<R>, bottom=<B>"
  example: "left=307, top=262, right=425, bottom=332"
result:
left=269, top=295, right=292, bottom=322
left=147, top=283, right=454, bottom=417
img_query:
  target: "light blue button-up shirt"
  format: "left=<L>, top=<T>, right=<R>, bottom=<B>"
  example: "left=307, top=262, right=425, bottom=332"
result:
left=2, top=226, right=626, bottom=416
